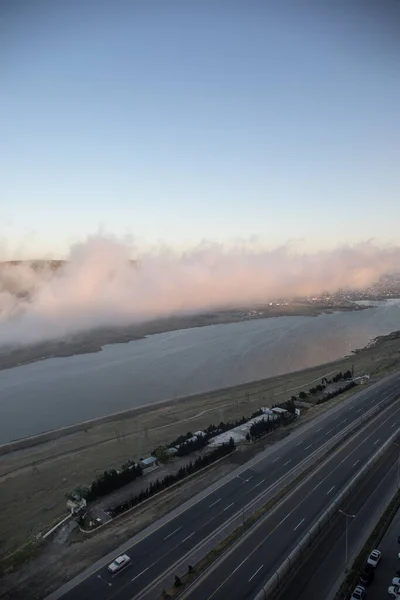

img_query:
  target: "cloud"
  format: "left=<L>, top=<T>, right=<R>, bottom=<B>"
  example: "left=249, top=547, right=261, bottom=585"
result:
left=0, top=236, right=399, bottom=348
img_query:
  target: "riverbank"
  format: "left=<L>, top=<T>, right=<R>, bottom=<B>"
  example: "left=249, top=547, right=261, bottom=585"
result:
left=0, top=328, right=399, bottom=558
left=0, top=302, right=365, bottom=372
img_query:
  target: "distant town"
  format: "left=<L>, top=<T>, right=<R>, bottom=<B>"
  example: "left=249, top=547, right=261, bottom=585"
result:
left=236, top=273, right=400, bottom=320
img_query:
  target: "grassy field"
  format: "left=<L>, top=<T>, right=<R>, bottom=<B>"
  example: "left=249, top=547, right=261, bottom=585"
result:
left=1, top=331, right=400, bottom=559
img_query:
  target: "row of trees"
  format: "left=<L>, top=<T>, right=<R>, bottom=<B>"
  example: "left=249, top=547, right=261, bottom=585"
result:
left=316, top=381, right=356, bottom=405
left=152, top=409, right=265, bottom=460
left=108, top=439, right=235, bottom=518
left=247, top=412, right=296, bottom=441
left=176, top=435, right=207, bottom=456
left=68, top=462, right=143, bottom=503
left=289, top=370, right=354, bottom=402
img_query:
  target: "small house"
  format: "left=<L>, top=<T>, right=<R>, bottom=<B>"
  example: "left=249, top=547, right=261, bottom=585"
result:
left=140, top=456, right=159, bottom=469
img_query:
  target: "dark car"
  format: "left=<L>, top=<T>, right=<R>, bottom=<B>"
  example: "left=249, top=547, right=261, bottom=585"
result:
left=360, top=563, right=374, bottom=585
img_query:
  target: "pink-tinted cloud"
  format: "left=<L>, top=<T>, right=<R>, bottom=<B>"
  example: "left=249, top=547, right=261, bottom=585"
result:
left=0, top=236, right=399, bottom=347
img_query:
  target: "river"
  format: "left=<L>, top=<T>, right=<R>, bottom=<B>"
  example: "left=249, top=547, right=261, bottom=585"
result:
left=0, top=299, right=399, bottom=443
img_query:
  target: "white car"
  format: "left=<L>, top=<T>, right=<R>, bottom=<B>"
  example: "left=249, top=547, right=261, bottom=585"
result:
left=350, top=585, right=365, bottom=599
left=367, top=548, right=381, bottom=567
left=388, top=586, right=400, bottom=599
left=393, top=577, right=400, bottom=587
left=108, top=554, right=131, bottom=573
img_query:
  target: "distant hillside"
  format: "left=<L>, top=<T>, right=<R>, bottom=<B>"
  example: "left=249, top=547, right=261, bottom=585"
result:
left=0, top=260, right=66, bottom=271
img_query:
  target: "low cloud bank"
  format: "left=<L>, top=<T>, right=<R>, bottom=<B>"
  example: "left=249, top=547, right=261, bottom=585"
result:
left=0, top=237, right=399, bottom=348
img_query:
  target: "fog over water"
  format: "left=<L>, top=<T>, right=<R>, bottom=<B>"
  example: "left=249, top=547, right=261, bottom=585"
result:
left=0, top=300, right=399, bottom=443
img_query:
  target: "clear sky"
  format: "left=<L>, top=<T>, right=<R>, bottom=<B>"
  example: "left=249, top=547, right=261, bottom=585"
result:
left=2, top=0, right=399, bottom=258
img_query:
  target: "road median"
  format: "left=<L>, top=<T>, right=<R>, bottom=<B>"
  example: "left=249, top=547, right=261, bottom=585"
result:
left=130, top=394, right=399, bottom=600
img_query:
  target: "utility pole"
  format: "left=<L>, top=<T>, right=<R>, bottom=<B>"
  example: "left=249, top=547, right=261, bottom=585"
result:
left=394, top=442, right=400, bottom=488
left=339, top=509, right=356, bottom=566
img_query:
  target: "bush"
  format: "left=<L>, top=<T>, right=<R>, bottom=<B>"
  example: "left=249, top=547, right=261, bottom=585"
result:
left=317, top=381, right=356, bottom=405
left=84, top=463, right=143, bottom=502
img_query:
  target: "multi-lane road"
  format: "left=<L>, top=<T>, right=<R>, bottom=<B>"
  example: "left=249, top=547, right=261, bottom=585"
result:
left=278, top=443, right=399, bottom=600
left=47, top=371, right=400, bottom=600
left=186, top=392, right=400, bottom=600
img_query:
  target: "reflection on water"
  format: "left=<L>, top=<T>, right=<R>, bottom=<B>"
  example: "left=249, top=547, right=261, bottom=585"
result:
left=0, top=300, right=399, bottom=442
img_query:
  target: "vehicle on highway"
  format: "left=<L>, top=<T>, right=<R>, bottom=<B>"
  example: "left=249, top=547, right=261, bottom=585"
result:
left=388, top=585, right=400, bottom=599
left=107, top=554, right=131, bottom=573
left=392, top=577, right=400, bottom=587
left=367, top=548, right=381, bottom=567
left=350, top=584, right=365, bottom=599
left=359, top=563, right=374, bottom=585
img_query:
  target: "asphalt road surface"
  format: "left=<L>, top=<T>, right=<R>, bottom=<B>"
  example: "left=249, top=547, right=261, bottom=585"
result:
left=185, top=392, right=400, bottom=600
left=363, top=482, right=400, bottom=599
left=278, top=442, right=399, bottom=600
left=48, top=372, right=400, bottom=600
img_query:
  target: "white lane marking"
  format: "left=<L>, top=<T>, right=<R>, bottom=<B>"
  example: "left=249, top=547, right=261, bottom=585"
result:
left=373, top=439, right=380, bottom=445
left=253, top=479, right=266, bottom=489
left=272, top=456, right=281, bottom=463
left=164, top=526, right=182, bottom=540
left=223, top=502, right=235, bottom=512
left=248, top=564, right=264, bottom=582
left=353, top=460, right=360, bottom=467
left=294, top=518, right=305, bottom=531
left=327, top=485, right=336, bottom=495
left=210, top=498, right=222, bottom=507
left=283, top=460, right=291, bottom=466
left=332, top=416, right=340, bottom=421
left=225, top=554, right=250, bottom=580
left=131, top=567, right=149, bottom=582
left=304, top=444, right=312, bottom=450
left=325, top=429, right=333, bottom=436
left=200, top=393, right=400, bottom=596
left=296, top=440, right=303, bottom=446
left=357, top=407, right=363, bottom=413
left=391, top=422, right=397, bottom=428
left=181, top=532, right=195, bottom=543
left=312, top=481, right=323, bottom=491
left=316, top=427, right=322, bottom=432
left=341, top=419, right=348, bottom=424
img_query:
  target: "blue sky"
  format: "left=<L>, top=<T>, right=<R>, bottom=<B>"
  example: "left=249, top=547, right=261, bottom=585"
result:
left=2, top=1, right=399, bottom=258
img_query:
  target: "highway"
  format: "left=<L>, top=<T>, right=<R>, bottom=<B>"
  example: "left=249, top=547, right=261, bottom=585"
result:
left=47, top=371, right=400, bottom=600
left=185, top=393, right=400, bottom=600
left=278, top=441, right=399, bottom=600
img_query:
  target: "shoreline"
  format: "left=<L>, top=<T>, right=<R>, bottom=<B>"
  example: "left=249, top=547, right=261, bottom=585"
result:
left=1, top=327, right=399, bottom=558
left=0, top=354, right=350, bottom=452
left=2, top=326, right=398, bottom=453
left=0, top=302, right=367, bottom=373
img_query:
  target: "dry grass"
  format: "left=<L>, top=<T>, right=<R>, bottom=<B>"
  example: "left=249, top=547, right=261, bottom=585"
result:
left=1, top=333, right=400, bottom=559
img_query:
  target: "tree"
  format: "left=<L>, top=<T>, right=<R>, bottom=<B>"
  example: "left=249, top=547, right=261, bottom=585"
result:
left=152, top=446, right=171, bottom=463
left=299, top=391, right=308, bottom=400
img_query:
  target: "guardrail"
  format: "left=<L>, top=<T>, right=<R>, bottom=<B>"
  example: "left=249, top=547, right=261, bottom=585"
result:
left=253, top=427, right=400, bottom=600
left=138, top=392, right=399, bottom=600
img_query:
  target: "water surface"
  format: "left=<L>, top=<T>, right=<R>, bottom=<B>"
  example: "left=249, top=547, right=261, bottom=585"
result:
left=0, top=300, right=399, bottom=443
